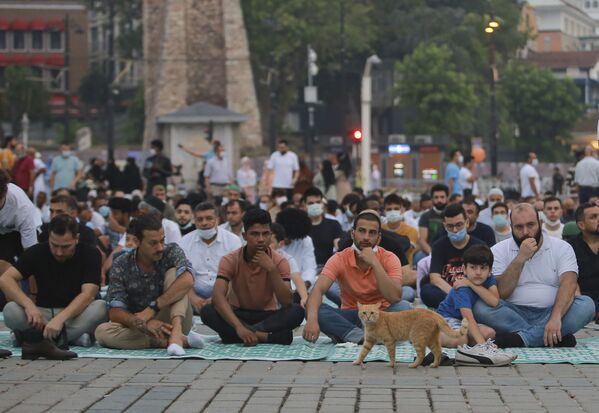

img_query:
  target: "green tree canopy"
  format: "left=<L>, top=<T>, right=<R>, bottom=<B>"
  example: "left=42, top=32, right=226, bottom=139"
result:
left=395, top=43, right=479, bottom=138
left=500, top=62, right=583, bottom=159
left=1, top=66, right=48, bottom=134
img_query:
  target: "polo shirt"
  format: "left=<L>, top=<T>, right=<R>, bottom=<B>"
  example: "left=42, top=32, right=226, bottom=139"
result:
left=180, top=227, right=242, bottom=294
left=491, top=235, right=578, bottom=308
left=268, top=151, right=299, bottom=189
left=50, top=155, right=82, bottom=191
left=0, top=183, right=41, bottom=249
left=204, top=156, right=231, bottom=185
left=320, top=246, right=402, bottom=310
left=568, top=234, right=599, bottom=299
left=217, top=246, right=291, bottom=311
left=574, top=156, right=599, bottom=187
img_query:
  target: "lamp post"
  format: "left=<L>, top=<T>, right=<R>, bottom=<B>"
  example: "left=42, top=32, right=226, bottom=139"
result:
left=485, top=17, right=500, bottom=176
left=361, top=54, right=381, bottom=193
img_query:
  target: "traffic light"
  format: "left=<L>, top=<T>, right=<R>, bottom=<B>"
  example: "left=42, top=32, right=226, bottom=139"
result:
left=351, top=129, right=362, bottom=143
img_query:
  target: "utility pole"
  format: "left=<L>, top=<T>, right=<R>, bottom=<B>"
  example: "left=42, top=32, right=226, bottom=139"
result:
left=485, top=16, right=500, bottom=176
left=305, top=45, right=318, bottom=170
left=106, top=0, right=116, bottom=161
left=63, top=14, right=70, bottom=143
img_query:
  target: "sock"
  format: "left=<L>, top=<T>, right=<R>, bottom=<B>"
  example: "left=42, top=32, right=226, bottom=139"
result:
left=73, top=333, right=92, bottom=347
left=495, top=332, right=525, bottom=348
left=186, top=330, right=206, bottom=349
left=167, top=343, right=186, bottom=356
left=556, top=334, right=577, bottom=348
left=267, top=330, right=293, bottom=345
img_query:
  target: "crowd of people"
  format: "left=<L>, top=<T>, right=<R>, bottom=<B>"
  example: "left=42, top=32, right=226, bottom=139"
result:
left=0, top=136, right=597, bottom=367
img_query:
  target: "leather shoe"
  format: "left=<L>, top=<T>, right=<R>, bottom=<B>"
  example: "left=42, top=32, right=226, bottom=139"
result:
left=22, top=339, right=77, bottom=360
left=0, top=349, right=11, bottom=358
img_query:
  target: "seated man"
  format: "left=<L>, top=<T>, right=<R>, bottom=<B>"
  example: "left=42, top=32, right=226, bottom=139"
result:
left=95, top=214, right=205, bottom=355
left=462, top=197, right=495, bottom=247
left=180, top=202, right=242, bottom=313
left=303, top=210, right=411, bottom=344
left=219, top=199, right=245, bottom=241
left=38, top=195, right=98, bottom=247
left=477, top=188, right=504, bottom=227
left=473, top=203, right=595, bottom=348
left=200, top=209, right=304, bottom=345
left=0, top=215, right=107, bottom=359
left=175, top=198, right=196, bottom=236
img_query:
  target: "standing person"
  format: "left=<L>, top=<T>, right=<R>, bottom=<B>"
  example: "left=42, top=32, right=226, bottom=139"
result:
left=237, top=156, right=257, bottom=204
left=104, top=160, right=125, bottom=192
left=574, top=145, right=599, bottom=204
left=204, top=143, right=232, bottom=198
left=0, top=136, right=17, bottom=172
left=123, top=157, right=143, bottom=194
left=444, top=149, right=463, bottom=196
left=459, top=155, right=478, bottom=197
left=520, top=152, right=541, bottom=200
left=313, top=159, right=337, bottom=201
left=293, top=157, right=314, bottom=196
left=49, top=144, right=83, bottom=192
left=332, top=152, right=352, bottom=202
left=542, top=196, right=564, bottom=239
left=12, top=144, right=35, bottom=197
left=371, top=164, right=382, bottom=191
left=143, top=140, right=172, bottom=195
left=32, top=150, right=47, bottom=201
left=553, top=166, right=565, bottom=196
left=268, top=139, right=299, bottom=200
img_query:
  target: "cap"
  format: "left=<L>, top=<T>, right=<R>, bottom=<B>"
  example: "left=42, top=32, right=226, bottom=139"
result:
left=488, top=188, right=504, bottom=198
left=562, top=221, right=581, bottom=237
left=108, top=197, right=133, bottom=213
left=225, top=184, right=242, bottom=193
left=355, top=209, right=382, bottom=227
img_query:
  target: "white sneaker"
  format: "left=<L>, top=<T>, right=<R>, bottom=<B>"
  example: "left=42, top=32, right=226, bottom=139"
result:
left=73, top=333, right=93, bottom=347
left=455, top=340, right=514, bottom=366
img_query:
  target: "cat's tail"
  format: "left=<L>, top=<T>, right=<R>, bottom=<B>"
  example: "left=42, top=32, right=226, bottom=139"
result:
left=437, top=317, right=468, bottom=338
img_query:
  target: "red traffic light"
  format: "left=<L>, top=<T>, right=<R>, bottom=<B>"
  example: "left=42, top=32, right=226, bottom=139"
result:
left=352, top=129, right=362, bottom=142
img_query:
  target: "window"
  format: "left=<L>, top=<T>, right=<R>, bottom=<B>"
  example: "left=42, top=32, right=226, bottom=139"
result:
left=90, top=27, right=99, bottom=52
left=31, top=30, right=43, bottom=50
left=0, top=67, right=5, bottom=89
left=586, top=1, right=591, bottom=8
left=594, top=1, right=598, bottom=7
left=12, top=31, right=25, bottom=50
left=0, top=30, right=6, bottom=50
left=48, top=68, right=65, bottom=91
left=49, top=30, right=62, bottom=50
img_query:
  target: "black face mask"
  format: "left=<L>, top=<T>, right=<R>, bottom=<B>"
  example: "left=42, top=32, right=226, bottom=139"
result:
left=432, top=202, right=446, bottom=212
left=512, top=225, right=542, bottom=248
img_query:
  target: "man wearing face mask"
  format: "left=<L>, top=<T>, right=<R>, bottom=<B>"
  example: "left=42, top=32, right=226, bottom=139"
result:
left=303, top=210, right=411, bottom=344
left=382, top=193, right=419, bottom=267
left=491, top=202, right=512, bottom=243
left=268, top=139, right=299, bottom=200
left=302, top=187, right=342, bottom=269
left=478, top=188, right=504, bottom=227
left=143, top=140, right=172, bottom=195
left=417, top=184, right=449, bottom=258
left=444, top=150, right=463, bottom=196
left=49, top=144, right=82, bottom=193
left=180, top=202, right=242, bottom=313
left=204, top=144, right=232, bottom=197
left=473, top=203, right=595, bottom=348
left=520, top=152, right=541, bottom=200
left=542, top=196, right=564, bottom=239
left=420, top=204, right=485, bottom=308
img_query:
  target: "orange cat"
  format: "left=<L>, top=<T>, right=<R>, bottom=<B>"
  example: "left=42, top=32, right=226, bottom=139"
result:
left=353, top=303, right=468, bottom=368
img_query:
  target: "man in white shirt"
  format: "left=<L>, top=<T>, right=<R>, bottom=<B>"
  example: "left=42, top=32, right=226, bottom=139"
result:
left=180, top=202, right=242, bottom=313
left=542, top=196, right=564, bottom=239
left=520, top=152, right=541, bottom=199
left=458, top=155, right=478, bottom=197
left=204, top=143, right=232, bottom=197
left=473, top=203, right=594, bottom=348
left=574, top=145, right=599, bottom=203
left=268, top=140, right=299, bottom=199
left=478, top=188, right=504, bottom=227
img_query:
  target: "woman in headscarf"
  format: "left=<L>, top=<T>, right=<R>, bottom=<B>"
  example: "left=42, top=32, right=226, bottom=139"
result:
left=236, top=156, right=257, bottom=203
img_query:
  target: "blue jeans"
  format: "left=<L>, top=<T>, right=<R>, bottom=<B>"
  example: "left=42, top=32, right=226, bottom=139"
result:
left=318, top=300, right=413, bottom=343
left=326, top=282, right=416, bottom=306
left=420, top=283, right=446, bottom=309
left=473, top=296, right=595, bottom=347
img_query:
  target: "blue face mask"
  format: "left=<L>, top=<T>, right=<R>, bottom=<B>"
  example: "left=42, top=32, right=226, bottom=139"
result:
left=99, top=205, right=110, bottom=218
left=122, top=247, right=133, bottom=253
left=447, top=228, right=467, bottom=243
left=492, top=214, right=508, bottom=228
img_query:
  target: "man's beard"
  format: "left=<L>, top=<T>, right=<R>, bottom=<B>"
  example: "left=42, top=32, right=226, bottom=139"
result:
left=513, top=226, right=542, bottom=247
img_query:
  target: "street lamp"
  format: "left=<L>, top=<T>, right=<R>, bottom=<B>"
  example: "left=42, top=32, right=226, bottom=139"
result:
left=361, top=54, right=381, bottom=193
left=485, top=16, right=500, bottom=176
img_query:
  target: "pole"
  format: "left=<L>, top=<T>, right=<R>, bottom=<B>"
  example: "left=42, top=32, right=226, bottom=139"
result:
left=63, top=14, right=70, bottom=143
left=361, top=74, right=371, bottom=193
left=489, top=39, right=498, bottom=176
left=106, top=0, right=116, bottom=161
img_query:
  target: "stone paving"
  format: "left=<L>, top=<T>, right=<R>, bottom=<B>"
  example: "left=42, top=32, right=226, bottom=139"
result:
left=1, top=323, right=599, bottom=412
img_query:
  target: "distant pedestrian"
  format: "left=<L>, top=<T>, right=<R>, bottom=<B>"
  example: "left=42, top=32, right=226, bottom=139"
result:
left=268, top=139, right=299, bottom=199
left=143, top=139, right=172, bottom=194
left=552, top=166, right=565, bottom=196
left=123, top=157, right=143, bottom=194
left=12, top=144, right=35, bottom=196
left=444, top=149, right=463, bottom=196
left=0, top=136, right=17, bottom=172
left=49, top=144, right=82, bottom=192
left=313, top=160, right=336, bottom=201
left=519, top=152, right=541, bottom=200
left=237, top=156, right=257, bottom=204
left=331, top=152, right=352, bottom=202
left=204, top=143, right=232, bottom=197
left=574, top=146, right=599, bottom=203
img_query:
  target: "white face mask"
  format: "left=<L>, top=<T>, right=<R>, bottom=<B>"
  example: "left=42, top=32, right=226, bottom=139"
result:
left=307, top=203, right=324, bottom=218
left=221, top=197, right=230, bottom=206
left=259, top=202, right=269, bottom=211
left=531, top=158, right=539, bottom=166
left=457, top=155, right=464, bottom=164
left=62, top=151, right=71, bottom=158
left=385, top=210, right=403, bottom=223
left=150, top=148, right=157, bottom=156
left=198, top=227, right=217, bottom=240
left=352, top=242, right=379, bottom=255
left=275, top=196, right=287, bottom=206
left=544, top=218, right=561, bottom=226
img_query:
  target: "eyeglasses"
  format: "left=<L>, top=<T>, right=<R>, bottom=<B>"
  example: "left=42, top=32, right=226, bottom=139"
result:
left=444, top=221, right=466, bottom=231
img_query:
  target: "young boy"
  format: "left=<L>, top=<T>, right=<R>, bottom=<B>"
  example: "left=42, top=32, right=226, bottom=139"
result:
left=271, top=223, right=309, bottom=307
left=436, top=244, right=516, bottom=366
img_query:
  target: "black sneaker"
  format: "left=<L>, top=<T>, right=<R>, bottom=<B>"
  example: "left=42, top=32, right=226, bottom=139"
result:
left=419, top=351, right=453, bottom=366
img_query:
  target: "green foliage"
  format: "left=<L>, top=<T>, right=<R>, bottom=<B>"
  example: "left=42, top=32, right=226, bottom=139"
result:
left=396, top=44, right=479, bottom=137
left=79, top=68, right=110, bottom=107
left=124, top=83, right=144, bottom=144
left=500, top=63, right=583, bottom=159
left=54, top=119, right=87, bottom=144
left=1, top=66, right=48, bottom=133
left=88, top=0, right=142, bottom=58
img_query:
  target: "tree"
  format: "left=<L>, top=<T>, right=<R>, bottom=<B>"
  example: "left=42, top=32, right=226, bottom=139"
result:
left=1, top=66, right=48, bottom=135
left=500, top=62, right=583, bottom=160
left=79, top=68, right=110, bottom=109
left=395, top=43, right=479, bottom=138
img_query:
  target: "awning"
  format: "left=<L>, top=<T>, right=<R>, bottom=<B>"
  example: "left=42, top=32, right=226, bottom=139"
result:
left=0, top=55, right=9, bottom=66
left=10, top=54, right=29, bottom=65
left=46, top=54, right=65, bottom=66
left=10, top=20, right=29, bottom=31
left=46, top=20, right=65, bottom=31
left=29, top=19, right=47, bottom=31
left=0, top=19, right=9, bottom=30
left=30, top=54, right=46, bottom=65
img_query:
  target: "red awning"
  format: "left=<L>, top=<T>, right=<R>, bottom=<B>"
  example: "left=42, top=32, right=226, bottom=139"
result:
left=10, top=54, right=29, bottom=65
left=46, top=54, right=65, bottom=66
left=0, top=19, right=9, bottom=30
left=46, top=20, right=65, bottom=31
left=0, top=54, right=9, bottom=65
left=10, top=20, right=29, bottom=31
left=29, top=19, right=47, bottom=31
left=30, top=54, right=46, bottom=65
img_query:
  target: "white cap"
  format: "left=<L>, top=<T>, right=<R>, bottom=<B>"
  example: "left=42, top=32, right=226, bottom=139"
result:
left=487, top=188, right=504, bottom=199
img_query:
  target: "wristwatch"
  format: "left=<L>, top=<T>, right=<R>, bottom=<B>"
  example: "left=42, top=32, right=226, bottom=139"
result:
left=148, top=300, right=160, bottom=313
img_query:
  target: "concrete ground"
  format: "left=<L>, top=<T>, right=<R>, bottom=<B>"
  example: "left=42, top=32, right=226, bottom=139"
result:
left=1, top=322, right=599, bottom=413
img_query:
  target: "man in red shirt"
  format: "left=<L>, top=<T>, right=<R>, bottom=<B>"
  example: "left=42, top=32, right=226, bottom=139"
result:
left=12, top=144, right=35, bottom=197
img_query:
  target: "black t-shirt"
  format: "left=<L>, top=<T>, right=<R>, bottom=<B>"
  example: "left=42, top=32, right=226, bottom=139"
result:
left=419, top=209, right=445, bottom=244
left=429, top=235, right=485, bottom=285
left=469, top=222, right=496, bottom=247
left=38, top=222, right=98, bottom=248
left=569, top=234, right=599, bottom=299
left=338, top=229, right=409, bottom=266
left=15, top=242, right=101, bottom=308
left=179, top=223, right=195, bottom=237
left=310, top=218, right=343, bottom=265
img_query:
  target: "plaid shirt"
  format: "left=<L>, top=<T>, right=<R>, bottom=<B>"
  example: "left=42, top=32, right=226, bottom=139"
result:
left=106, top=243, right=193, bottom=313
